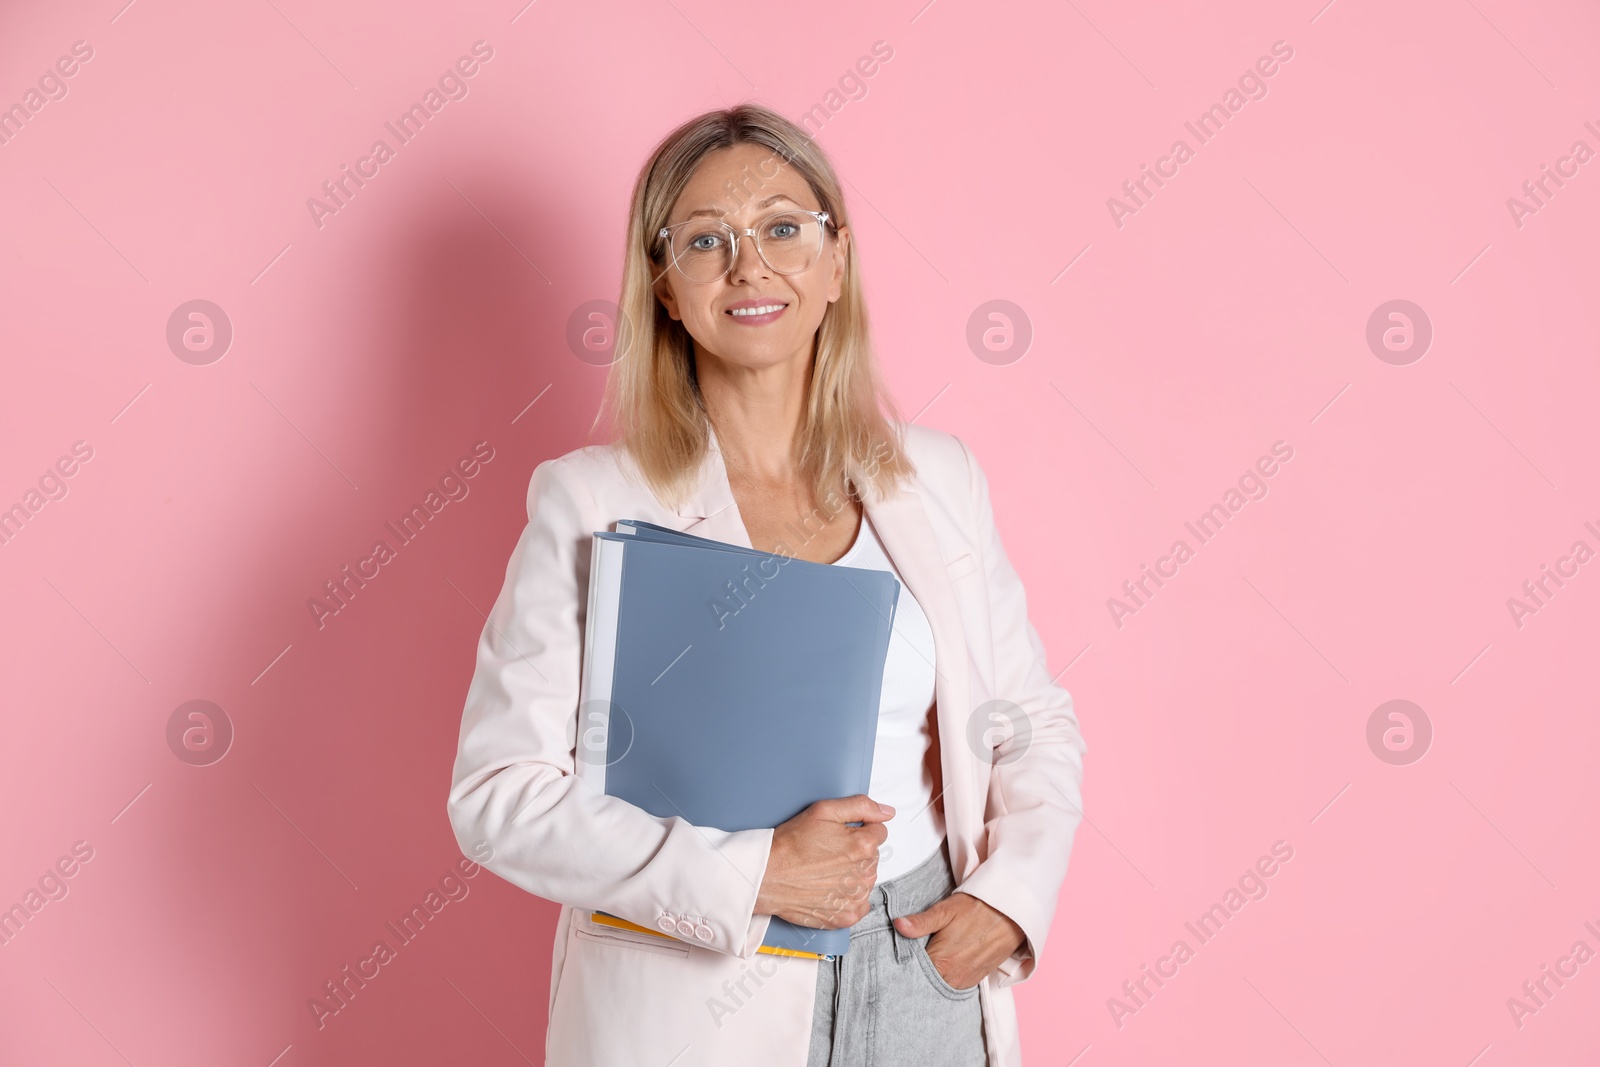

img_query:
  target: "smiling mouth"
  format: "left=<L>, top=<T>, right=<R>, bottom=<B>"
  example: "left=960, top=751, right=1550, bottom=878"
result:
left=726, top=303, right=788, bottom=317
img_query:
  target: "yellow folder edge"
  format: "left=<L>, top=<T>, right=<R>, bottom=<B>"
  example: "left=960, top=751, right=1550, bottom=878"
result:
left=589, top=912, right=829, bottom=960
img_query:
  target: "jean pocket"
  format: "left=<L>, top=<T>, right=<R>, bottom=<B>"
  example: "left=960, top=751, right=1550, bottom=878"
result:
left=912, top=937, right=980, bottom=999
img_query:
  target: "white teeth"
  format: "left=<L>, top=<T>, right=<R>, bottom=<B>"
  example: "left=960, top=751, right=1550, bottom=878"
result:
left=729, top=304, right=785, bottom=317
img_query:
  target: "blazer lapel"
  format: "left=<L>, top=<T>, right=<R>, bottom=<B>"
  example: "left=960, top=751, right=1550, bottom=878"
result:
left=670, top=425, right=980, bottom=883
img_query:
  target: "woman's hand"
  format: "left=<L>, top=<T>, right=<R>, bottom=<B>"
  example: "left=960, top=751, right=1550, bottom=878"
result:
left=892, top=893, right=1025, bottom=990
left=754, top=794, right=894, bottom=929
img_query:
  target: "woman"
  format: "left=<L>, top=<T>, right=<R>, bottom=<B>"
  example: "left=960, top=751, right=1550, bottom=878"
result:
left=447, top=104, right=1087, bottom=1067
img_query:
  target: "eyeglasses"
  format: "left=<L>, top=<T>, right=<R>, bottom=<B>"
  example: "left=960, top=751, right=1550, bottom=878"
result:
left=656, top=208, right=833, bottom=284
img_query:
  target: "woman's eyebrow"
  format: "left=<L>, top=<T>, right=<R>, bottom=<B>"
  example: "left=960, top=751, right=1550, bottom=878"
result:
left=683, top=193, right=801, bottom=221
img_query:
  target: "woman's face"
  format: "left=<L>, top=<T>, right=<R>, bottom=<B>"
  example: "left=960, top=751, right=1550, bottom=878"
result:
left=652, top=143, right=850, bottom=374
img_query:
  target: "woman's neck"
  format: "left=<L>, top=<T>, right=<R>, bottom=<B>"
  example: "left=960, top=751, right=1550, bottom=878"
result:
left=696, top=349, right=813, bottom=484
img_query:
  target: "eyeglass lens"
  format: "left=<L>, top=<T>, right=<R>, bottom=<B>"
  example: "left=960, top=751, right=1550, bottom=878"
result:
left=667, top=211, right=825, bottom=282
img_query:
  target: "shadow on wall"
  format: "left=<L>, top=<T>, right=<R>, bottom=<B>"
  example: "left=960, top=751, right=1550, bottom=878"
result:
left=189, top=174, right=605, bottom=1061
left=292, top=177, right=608, bottom=1057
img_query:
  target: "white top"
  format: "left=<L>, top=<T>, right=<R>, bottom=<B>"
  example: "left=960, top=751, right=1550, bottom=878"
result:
left=831, top=511, right=946, bottom=883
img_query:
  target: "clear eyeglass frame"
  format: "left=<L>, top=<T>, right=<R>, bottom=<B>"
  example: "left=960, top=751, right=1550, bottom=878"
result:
left=654, top=208, right=834, bottom=284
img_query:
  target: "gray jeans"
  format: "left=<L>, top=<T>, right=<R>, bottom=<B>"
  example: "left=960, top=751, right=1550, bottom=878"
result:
left=806, top=841, right=988, bottom=1066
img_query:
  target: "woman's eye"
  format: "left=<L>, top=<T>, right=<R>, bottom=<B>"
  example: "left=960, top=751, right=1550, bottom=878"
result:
left=689, top=233, right=724, bottom=251
left=767, top=222, right=798, bottom=240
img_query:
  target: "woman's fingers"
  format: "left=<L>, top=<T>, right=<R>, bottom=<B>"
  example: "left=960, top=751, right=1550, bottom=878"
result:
left=808, top=793, right=895, bottom=825
left=756, top=794, right=898, bottom=927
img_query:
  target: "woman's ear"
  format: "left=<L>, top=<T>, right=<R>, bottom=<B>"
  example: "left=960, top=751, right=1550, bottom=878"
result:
left=827, top=225, right=850, bottom=303
left=652, top=273, right=683, bottom=322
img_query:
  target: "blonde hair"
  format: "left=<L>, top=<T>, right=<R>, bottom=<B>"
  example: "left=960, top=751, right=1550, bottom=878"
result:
left=594, top=102, right=915, bottom=511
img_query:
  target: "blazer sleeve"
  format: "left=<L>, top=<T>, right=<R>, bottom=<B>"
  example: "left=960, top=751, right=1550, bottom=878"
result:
left=948, top=437, right=1089, bottom=988
left=446, top=456, right=775, bottom=958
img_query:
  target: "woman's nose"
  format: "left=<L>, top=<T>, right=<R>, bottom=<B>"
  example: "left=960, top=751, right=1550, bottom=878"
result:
left=727, top=233, right=772, bottom=281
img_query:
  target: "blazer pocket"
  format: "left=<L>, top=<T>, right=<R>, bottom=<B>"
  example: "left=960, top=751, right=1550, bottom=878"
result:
left=944, top=552, right=979, bottom=582
left=572, top=912, right=692, bottom=958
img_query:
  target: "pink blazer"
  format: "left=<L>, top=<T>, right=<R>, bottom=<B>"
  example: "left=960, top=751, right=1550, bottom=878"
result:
left=447, top=422, right=1088, bottom=1066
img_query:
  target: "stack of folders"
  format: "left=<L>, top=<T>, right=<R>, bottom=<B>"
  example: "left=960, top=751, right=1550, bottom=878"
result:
left=574, top=518, right=900, bottom=961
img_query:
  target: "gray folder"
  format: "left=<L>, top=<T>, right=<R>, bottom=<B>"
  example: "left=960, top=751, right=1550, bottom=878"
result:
left=578, top=526, right=899, bottom=958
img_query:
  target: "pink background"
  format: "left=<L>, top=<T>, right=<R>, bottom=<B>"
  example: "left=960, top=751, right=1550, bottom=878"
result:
left=2, top=0, right=1597, bottom=1063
